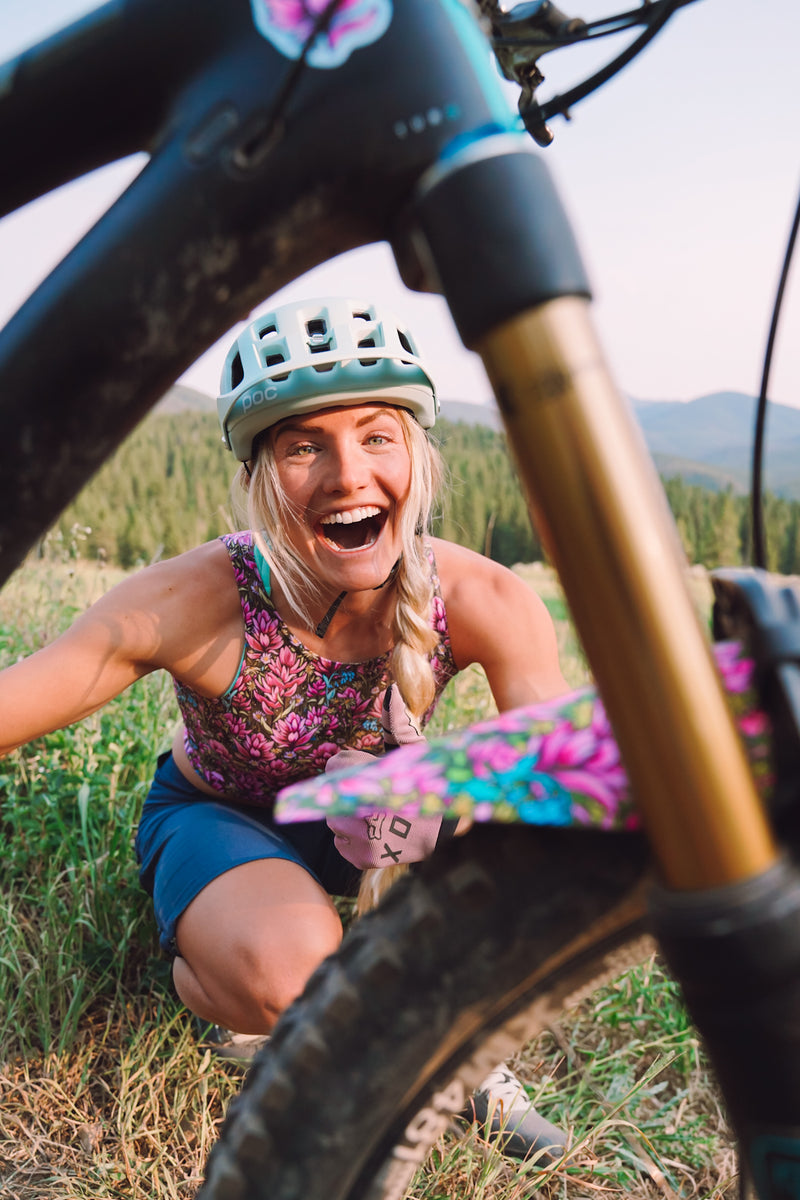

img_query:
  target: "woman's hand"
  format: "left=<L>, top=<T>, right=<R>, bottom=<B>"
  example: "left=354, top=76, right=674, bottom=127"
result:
left=325, top=686, right=445, bottom=868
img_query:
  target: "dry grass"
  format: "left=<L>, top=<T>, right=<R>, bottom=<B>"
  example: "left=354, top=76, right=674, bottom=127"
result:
left=406, top=953, right=738, bottom=1200
left=0, top=1007, right=242, bottom=1199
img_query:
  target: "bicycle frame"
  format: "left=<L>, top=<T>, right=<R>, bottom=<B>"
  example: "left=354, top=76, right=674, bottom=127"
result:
left=3, top=1, right=800, bottom=1194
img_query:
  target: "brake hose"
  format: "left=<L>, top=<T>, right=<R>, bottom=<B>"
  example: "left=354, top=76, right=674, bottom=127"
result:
left=751, top=182, right=800, bottom=569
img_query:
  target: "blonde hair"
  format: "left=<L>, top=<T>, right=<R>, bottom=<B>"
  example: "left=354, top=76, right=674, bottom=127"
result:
left=231, top=406, right=444, bottom=913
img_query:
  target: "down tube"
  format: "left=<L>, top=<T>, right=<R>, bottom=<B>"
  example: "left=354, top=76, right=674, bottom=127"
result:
left=402, top=136, right=776, bottom=891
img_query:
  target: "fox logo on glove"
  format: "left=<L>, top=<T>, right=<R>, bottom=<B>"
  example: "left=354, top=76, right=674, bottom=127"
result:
left=324, top=687, right=442, bottom=869
left=364, top=813, right=413, bottom=861
left=364, top=813, right=385, bottom=841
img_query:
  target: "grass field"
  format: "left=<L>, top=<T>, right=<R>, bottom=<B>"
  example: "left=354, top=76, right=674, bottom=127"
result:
left=0, top=557, right=736, bottom=1200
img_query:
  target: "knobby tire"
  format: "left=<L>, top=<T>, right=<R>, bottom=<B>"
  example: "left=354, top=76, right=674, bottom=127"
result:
left=199, top=824, right=653, bottom=1200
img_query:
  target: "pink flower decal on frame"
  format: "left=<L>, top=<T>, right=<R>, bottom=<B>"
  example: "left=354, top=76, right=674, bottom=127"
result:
left=250, top=0, right=393, bottom=68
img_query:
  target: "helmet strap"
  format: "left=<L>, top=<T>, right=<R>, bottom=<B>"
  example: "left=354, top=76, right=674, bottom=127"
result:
left=315, top=590, right=347, bottom=638
left=314, top=557, right=402, bottom=639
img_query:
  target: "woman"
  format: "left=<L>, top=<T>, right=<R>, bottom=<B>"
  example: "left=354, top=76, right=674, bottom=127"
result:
left=0, top=297, right=568, bottom=1157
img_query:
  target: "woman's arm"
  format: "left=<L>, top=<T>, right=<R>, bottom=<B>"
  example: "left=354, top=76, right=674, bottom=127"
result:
left=433, top=539, right=569, bottom=712
left=0, top=540, right=242, bottom=757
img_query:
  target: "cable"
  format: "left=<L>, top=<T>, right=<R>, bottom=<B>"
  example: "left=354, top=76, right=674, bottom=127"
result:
left=751, top=183, right=800, bottom=569
left=539, top=0, right=683, bottom=122
left=259, top=0, right=349, bottom=148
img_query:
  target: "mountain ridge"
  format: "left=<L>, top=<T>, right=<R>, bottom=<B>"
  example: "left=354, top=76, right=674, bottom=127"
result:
left=438, top=391, right=800, bottom=500
left=155, top=386, right=800, bottom=499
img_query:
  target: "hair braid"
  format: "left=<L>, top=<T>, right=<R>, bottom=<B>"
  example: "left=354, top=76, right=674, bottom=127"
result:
left=356, top=415, right=445, bottom=912
left=389, top=541, right=437, bottom=718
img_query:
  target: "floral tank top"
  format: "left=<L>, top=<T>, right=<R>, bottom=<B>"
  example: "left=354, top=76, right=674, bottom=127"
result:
left=174, top=531, right=458, bottom=809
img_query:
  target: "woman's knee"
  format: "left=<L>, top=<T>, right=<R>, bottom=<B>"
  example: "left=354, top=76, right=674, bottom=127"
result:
left=172, top=857, right=346, bottom=1026
left=236, top=905, right=344, bottom=1012
left=177, top=902, right=344, bottom=1028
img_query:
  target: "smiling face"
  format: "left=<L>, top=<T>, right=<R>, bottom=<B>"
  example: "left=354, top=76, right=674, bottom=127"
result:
left=269, top=403, right=413, bottom=597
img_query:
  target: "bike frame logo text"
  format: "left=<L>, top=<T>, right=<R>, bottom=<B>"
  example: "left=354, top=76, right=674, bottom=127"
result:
left=249, top=0, right=392, bottom=69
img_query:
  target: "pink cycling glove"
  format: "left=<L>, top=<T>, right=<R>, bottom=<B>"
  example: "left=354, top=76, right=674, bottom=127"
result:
left=325, top=686, right=445, bottom=869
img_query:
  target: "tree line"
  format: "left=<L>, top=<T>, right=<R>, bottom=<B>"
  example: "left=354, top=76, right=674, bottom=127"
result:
left=39, top=411, right=800, bottom=574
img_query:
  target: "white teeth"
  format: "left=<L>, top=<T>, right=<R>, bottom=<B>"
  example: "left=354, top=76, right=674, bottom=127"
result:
left=321, top=506, right=381, bottom=526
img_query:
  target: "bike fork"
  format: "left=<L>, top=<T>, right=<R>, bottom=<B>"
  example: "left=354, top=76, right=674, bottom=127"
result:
left=397, top=133, right=800, bottom=1197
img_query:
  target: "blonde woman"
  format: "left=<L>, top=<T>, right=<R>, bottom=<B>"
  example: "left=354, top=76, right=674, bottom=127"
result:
left=0, top=298, right=568, bottom=1158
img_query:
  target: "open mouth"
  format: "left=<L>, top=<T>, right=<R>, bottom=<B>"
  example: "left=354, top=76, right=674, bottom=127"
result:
left=319, top=505, right=386, bottom=551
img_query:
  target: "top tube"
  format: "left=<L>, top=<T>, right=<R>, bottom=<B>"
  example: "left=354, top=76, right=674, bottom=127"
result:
left=0, top=0, right=528, bottom=585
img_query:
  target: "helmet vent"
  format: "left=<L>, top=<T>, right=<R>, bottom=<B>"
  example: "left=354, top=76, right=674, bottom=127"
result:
left=357, top=335, right=378, bottom=367
left=306, top=318, right=333, bottom=353
left=398, top=330, right=414, bottom=355
left=230, top=353, right=244, bottom=390
left=353, top=310, right=371, bottom=322
left=266, top=352, right=289, bottom=381
left=259, top=323, right=278, bottom=338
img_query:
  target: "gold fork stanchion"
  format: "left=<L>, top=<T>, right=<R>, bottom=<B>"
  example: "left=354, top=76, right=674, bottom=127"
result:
left=477, top=296, right=777, bottom=890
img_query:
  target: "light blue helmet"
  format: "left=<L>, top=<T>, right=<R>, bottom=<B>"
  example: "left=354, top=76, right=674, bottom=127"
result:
left=217, top=297, right=439, bottom=460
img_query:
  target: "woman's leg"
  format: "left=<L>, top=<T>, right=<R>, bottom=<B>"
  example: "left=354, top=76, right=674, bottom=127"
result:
left=172, top=857, right=344, bottom=1034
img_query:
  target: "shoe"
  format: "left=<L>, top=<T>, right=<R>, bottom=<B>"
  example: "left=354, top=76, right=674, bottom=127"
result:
left=199, top=1023, right=271, bottom=1063
left=463, top=1063, right=569, bottom=1162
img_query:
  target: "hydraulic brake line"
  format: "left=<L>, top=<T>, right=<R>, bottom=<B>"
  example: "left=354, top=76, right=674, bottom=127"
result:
left=751, top=181, right=800, bottom=569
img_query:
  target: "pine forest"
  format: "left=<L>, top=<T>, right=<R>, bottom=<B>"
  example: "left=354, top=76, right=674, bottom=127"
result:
left=37, top=411, right=800, bottom=574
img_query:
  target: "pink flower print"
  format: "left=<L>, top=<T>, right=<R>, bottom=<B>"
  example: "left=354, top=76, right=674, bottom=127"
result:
left=202, top=738, right=237, bottom=766
left=306, top=705, right=338, bottom=730
left=345, top=741, right=445, bottom=806
left=536, top=720, right=591, bottom=769
left=245, top=610, right=283, bottom=656
left=714, top=641, right=754, bottom=695
left=202, top=768, right=228, bottom=794
left=229, top=671, right=252, bottom=701
left=739, top=711, right=769, bottom=738
left=467, top=736, right=527, bottom=779
left=265, top=757, right=295, bottom=787
left=241, top=731, right=277, bottom=762
left=307, top=675, right=331, bottom=702
left=589, top=696, right=613, bottom=741
left=315, top=741, right=341, bottom=764
left=432, top=595, right=449, bottom=635
left=223, top=715, right=251, bottom=743
left=555, top=768, right=626, bottom=821
left=255, top=0, right=373, bottom=43
left=351, top=691, right=382, bottom=725
left=272, top=712, right=316, bottom=754
left=253, top=679, right=292, bottom=713
left=253, top=648, right=308, bottom=710
left=250, top=0, right=391, bottom=68
left=277, top=776, right=340, bottom=818
left=263, top=645, right=305, bottom=692
left=532, top=719, right=627, bottom=821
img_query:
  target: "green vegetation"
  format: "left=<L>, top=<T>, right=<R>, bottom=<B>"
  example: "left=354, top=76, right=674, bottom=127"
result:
left=663, top=476, right=800, bottom=573
left=42, top=412, right=235, bottom=569
left=41, top=410, right=800, bottom=574
left=0, top=558, right=736, bottom=1200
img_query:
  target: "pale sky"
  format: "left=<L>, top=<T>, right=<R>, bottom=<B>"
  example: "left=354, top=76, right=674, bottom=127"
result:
left=1, top=0, right=798, bottom=408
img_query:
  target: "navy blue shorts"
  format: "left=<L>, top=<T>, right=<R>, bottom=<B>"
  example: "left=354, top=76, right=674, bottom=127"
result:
left=135, top=752, right=361, bottom=954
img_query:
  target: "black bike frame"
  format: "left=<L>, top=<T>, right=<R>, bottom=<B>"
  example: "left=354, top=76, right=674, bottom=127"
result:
left=0, top=0, right=569, bottom=583
left=3, top=2, right=800, bottom=1194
